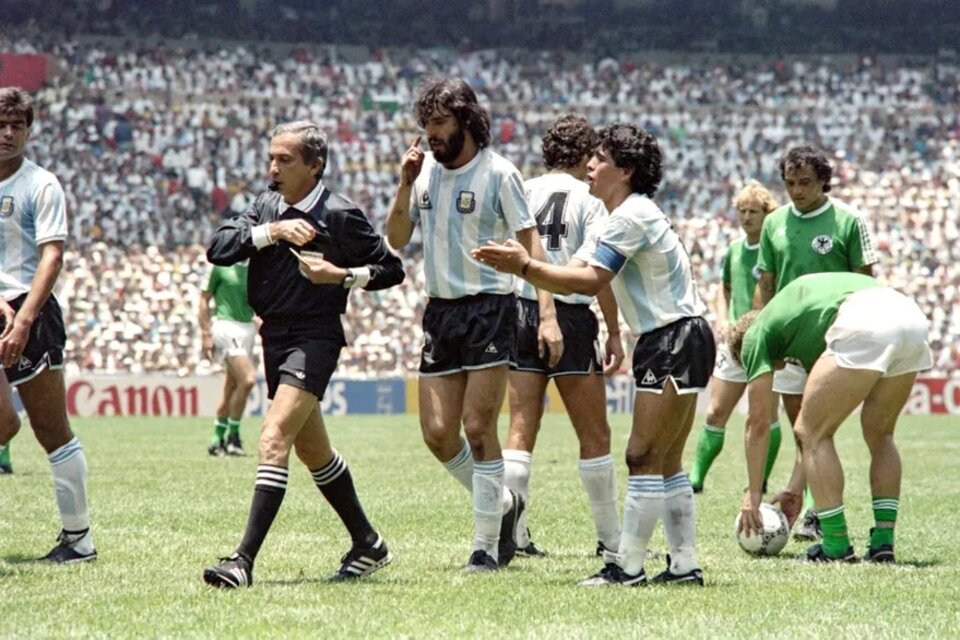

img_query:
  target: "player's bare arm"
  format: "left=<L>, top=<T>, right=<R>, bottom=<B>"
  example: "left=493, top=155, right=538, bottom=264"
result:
left=199, top=291, right=214, bottom=359
left=595, top=284, right=624, bottom=375
left=517, top=227, right=564, bottom=367
left=0, top=297, right=14, bottom=341
left=717, top=282, right=732, bottom=336
left=756, top=271, right=776, bottom=307
left=473, top=240, right=614, bottom=297
left=739, top=372, right=775, bottom=535
left=0, top=240, right=62, bottom=368
left=385, top=136, right=424, bottom=250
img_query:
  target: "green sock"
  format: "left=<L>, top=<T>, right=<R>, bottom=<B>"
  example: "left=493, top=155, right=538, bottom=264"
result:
left=211, top=417, right=228, bottom=446
left=762, top=421, right=782, bottom=485
left=871, top=498, right=899, bottom=548
left=818, top=505, right=851, bottom=557
left=803, top=485, right=815, bottom=512
left=689, top=425, right=725, bottom=488
left=0, top=443, right=9, bottom=466
left=227, top=418, right=241, bottom=437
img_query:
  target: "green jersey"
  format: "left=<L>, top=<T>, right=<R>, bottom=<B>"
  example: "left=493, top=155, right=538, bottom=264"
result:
left=204, top=263, right=254, bottom=323
left=757, top=197, right=877, bottom=292
left=722, top=237, right=761, bottom=322
left=740, top=272, right=882, bottom=381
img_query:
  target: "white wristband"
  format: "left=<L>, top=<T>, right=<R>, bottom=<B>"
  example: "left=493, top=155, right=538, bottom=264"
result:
left=342, top=266, right=371, bottom=289
left=252, top=223, right=274, bottom=249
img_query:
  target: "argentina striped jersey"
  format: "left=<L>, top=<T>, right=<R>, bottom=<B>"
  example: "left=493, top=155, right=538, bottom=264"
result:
left=0, top=159, right=68, bottom=300
left=517, top=172, right=607, bottom=305
left=589, top=194, right=705, bottom=335
left=410, top=148, right=535, bottom=299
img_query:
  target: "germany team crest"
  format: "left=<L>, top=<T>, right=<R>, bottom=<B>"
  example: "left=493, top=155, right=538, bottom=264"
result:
left=811, top=234, right=834, bottom=255
left=0, top=196, right=14, bottom=218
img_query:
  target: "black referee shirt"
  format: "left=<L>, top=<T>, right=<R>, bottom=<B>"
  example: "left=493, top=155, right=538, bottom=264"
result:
left=207, top=186, right=404, bottom=341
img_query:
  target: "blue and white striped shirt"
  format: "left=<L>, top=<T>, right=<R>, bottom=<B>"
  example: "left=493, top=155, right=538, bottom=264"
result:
left=0, top=159, right=67, bottom=300
left=411, top=148, right=535, bottom=299
left=517, top=172, right=607, bottom=306
left=589, top=194, right=705, bottom=335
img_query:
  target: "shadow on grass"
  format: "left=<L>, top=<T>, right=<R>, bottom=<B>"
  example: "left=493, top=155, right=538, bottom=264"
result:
left=1, top=554, right=41, bottom=565
left=775, top=551, right=940, bottom=569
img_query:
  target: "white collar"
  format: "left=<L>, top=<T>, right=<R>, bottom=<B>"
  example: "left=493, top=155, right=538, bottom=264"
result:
left=279, top=180, right=325, bottom=214
left=789, top=197, right=832, bottom=219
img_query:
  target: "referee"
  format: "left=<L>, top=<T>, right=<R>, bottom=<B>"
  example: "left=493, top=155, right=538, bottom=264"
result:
left=202, top=120, right=404, bottom=588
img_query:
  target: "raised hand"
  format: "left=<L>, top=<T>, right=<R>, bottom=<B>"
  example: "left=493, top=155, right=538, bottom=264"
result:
left=401, top=136, right=425, bottom=186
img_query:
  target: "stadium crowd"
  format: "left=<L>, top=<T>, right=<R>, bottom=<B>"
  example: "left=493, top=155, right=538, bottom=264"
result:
left=5, top=37, right=958, bottom=377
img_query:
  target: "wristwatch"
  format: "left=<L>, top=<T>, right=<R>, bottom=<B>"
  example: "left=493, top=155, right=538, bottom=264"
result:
left=342, top=270, right=357, bottom=289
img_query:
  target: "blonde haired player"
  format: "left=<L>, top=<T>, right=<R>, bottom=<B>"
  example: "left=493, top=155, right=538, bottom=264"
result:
left=689, top=180, right=779, bottom=493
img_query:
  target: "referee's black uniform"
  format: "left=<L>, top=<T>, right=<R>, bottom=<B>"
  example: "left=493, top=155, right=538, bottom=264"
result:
left=207, top=184, right=404, bottom=399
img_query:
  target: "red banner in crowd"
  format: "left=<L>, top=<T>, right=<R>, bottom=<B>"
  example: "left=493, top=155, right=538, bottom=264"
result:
left=905, top=377, right=960, bottom=415
left=0, top=54, right=48, bottom=91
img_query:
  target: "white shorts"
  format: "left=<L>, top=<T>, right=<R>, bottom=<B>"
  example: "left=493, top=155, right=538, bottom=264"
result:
left=713, top=342, right=747, bottom=384
left=824, top=287, right=932, bottom=377
left=212, top=319, right=256, bottom=359
left=772, top=363, right=807, bottom=395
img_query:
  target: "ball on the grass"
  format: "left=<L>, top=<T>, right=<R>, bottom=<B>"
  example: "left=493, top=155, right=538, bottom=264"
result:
left=734, top=503, right=790, bottom=556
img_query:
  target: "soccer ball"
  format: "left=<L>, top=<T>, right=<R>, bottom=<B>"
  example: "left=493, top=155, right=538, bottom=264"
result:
left=734, top=503, right=790, bottom=556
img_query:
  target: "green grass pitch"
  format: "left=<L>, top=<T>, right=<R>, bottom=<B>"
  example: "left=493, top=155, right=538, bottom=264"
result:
left=1, top=413, right=957, bottom=638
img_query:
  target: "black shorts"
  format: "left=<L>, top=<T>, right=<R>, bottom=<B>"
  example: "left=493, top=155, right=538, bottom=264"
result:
left=261, top=324, right=341, bottom=400
left=512, top=297, right=602, bottom=378
left=632, top=316, right=715, bottom=393
left=420, top=293, right=515, bottom=376
left=3, top=294, right=65, bottom=386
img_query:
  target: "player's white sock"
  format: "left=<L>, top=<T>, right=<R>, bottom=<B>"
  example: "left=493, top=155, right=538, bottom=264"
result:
left=503, top=449, right=532, bottom=547
left=472, top=459, right=504, bottom=561
left=443, top=437, right=473, bottom=492
left=619, top=475, right=663, bottom=576
left=662, top=471, right=699, bottom=574
left=578, top=454, right=620, bottom=552
left=49, top=437, right=94, bottom=553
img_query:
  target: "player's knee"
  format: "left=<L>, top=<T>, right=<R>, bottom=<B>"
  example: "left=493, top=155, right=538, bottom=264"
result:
left=419, top=420, right=451, bottom=457
left=704, top=404, right=729, bottom=428
left=462, top=407, right=497, bottom=438
left=238, top=374, right=256, bottom=394
left=624, top=444, right=659, bottom=473
left=0, top=410, right=20, bottom=444
left=793, top=423, right=824, bottom=450
left=258, top=422, right=291, bottom=463
left=577, top=421, right=611, bottom=458
left=861, top=426, right=895, bottom=452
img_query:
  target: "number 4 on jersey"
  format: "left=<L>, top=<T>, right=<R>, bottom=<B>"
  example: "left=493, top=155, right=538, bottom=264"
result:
left=534, top=191, right=569, bottom=251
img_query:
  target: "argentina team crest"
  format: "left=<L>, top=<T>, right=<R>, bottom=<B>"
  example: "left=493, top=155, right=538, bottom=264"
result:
left=456, top=191, right=476, bottom=214
left=0, top=196, right=14, bottom=218
left=811, top=234, right=834, bottom=255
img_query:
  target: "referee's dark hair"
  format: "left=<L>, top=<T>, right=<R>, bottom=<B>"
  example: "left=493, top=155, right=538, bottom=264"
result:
left=413, top=76, right=491, bottom=148
left=597, top=123, right=663, bottom=198
left=271, top=121, right=328, bottom=179
left=780, top=145, right=833, bottom=193
left=542, top=114, right=598, bottom=170
left=0, top=87, right=34, bottom=127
